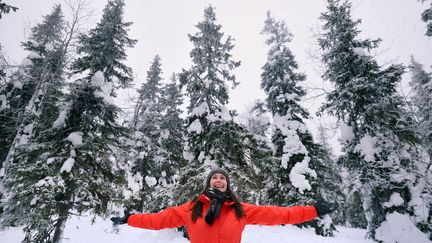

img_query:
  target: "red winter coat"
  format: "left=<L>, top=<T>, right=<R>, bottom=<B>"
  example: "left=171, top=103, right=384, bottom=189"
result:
left=128, top=194, right=318, bottom=243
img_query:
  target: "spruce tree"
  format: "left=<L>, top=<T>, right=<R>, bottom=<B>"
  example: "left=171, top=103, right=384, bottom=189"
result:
left=2, top=1, right=136, bottom=242
left=129, top=55, right=174, bottom=212
left=242, top=101, right=274, bottom=204
left=0, top=4, right=65, bottom=169
left=409, top=58, right=432, bottom=156
left=319, top=0, right=430, bottom=239
left=177, top=6, right=258, bottom=204
left=260, top=12, right=339, bottom=236
left=157, top=74, right=187, bottom=207
left=315, top=123, right=346, bottom=226
left=408, top=58, right=432, bottom=237
left=0, top=5, right=67, bottom=224
left=160, top=74, right=186, bottom=173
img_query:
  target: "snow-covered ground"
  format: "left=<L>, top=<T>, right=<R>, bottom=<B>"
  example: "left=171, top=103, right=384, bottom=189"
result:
left=0, top=213, right=376, bottom=243
left=1, top=213, right=430, bottom=243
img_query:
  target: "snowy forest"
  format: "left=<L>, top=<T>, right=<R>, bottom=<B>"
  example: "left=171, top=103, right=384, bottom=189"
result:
left=0, top=0, right=431, bottom=242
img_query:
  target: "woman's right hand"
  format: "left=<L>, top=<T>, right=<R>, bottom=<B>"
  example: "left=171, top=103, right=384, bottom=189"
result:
left=110, top=210, right=132, bottom=225
left=314, top=199, right=338, bottom=216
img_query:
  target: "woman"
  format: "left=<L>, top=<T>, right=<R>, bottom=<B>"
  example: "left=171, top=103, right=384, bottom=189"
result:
left=111, top=169, right=338, bottom=243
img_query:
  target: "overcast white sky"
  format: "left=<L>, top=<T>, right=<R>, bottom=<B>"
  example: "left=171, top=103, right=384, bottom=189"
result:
left=1, top=0, right=431, bottom=153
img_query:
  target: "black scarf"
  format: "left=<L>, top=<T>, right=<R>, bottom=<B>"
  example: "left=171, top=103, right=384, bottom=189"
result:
left=204, top=188, right=232, bottom=225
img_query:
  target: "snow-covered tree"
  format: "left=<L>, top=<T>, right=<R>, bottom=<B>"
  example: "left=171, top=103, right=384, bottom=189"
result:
left=157, top=74, right=187, bottom=207
left=128, top=55, right=179, bottom=212
left=409, top=58, right=432, bottom=156
left=0, top=0, right=17, bottom=82
left=319, top=0, right=430, bottom=240
left=315, top=122, right=346, bottom=226
left=2, top=1, right=136, bottom=242
left=0, top=4, right=65, bottom=169
left=241, top=101, right=274, bottom=204
left=260, top=12, right=339, bottom=236
left=0, top=5, right=68, bottom=225
left=408, top=58, right=432, bottom=237
left=160, top=74, right=186, bottom=174
left=260, top=11, right=314, bottom=205
left=177, top=6, right=258, bottom=204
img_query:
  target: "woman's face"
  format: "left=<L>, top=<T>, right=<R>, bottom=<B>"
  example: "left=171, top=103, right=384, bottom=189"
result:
left=210, top=173, right=228, bottom=192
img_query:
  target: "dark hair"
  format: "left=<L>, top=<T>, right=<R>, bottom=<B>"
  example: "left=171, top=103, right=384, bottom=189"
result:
left=191, top=169, right=245, bottom=223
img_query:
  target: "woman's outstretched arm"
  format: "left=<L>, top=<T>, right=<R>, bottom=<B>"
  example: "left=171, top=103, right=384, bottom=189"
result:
left=114, top=202, right=192, bottom=230
left=242, top=203, right=318, bottom=225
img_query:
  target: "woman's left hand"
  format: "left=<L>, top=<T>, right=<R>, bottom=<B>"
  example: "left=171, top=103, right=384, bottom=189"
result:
left=110, top=210, right=132, bottom=225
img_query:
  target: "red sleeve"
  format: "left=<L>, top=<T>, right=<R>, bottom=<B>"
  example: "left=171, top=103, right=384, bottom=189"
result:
left=128, top=202, right=191, bottom=230
left=242, top=203, right=318, bottom=225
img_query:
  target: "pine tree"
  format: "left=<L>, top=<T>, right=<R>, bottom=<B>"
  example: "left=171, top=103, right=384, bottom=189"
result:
left=2, top=1, right=136, bottom=242
left=319, top=0, right=430, bottom=240
left=177, top=6, right=258, bottom=204
left=260, top=12, right=339, bottom=236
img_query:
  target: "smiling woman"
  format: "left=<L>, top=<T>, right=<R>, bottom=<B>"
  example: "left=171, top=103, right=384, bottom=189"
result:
left=209, top=170, right=228, bottom=191
left=110, top=169, right=338, bottom=243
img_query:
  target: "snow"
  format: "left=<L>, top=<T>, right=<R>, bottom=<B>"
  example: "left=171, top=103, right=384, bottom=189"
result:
left=339, top=123, right=354, bottom=143
left=53, top=102, right=72, bottom=128
left=17, top=124, right=34, bottom=145
left=67, top=132, right=83, bottom=147
left=354, top=135, right=379, bottom=162
left=0, top=94, right=7, bottom=110
left=183, top=149, right=195, bottom=162
left=20, top=57, right=32, bottom=66
left=289, top=156, right=317, bottom=194
left=35, top=176, right=64, bottom=188
left=90, top=71, right=114, bottom=104
left=13, top=80, right=23, bottom=90
left=353, top=47, right=367, bottom=56
left=145, top=176, right=157, bottom=187
left=27, top=51, right=41, bottom=59
left=60, top=157, right=75, bottom=173
left=30, top=196, right=39, bottom=206
left=0, top=213, right=379, bottom=243
left=198, top=151, right=205, bottom=162
left=46, top=158, right=55, bottom=164
left=207, top=106, right=232, bottom=122
left=191, top=102, right=209, bottom=116
left=17, top=134, right=29, bottom=145
left=187, top=119, right=203, bottom=134
left=375, top=212, right=431, bottom=243
left=382, top=193, right=404, bottom=208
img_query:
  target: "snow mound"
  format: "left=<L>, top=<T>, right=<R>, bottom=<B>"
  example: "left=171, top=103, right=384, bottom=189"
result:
left=375, top=212, right=431, bottom=243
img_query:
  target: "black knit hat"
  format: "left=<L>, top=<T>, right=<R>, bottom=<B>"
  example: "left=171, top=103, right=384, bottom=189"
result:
left=205, top=169, right=230, bottom=190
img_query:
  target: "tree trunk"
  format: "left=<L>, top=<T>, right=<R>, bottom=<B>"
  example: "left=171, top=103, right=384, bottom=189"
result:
left=52, top=211, right=67, bottom=243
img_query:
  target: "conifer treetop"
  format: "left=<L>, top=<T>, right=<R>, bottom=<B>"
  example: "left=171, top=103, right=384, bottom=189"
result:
left=181, top=5, right=240, bottom=113
left=72, top=0, right=137, bottom=88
